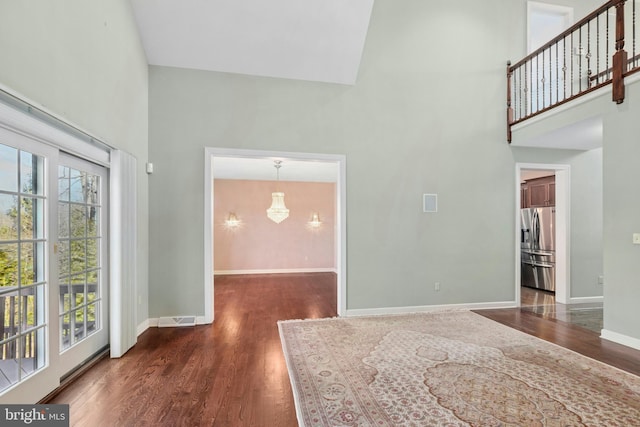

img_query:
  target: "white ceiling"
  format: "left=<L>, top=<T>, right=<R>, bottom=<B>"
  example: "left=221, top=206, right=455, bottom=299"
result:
left=130, top=0, right=375, bottom=85
left=213, top=157, right=339, bottom=182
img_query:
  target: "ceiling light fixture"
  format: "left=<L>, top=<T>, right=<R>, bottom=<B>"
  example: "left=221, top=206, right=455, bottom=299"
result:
left=267, top=160, right=289, bottom=224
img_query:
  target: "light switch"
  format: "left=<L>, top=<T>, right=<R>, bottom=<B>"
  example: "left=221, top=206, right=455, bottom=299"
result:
left=633, top=233, right=640, bottom=245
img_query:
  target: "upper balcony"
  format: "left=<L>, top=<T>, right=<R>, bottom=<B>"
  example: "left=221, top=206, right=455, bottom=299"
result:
left=507, top=0, right=640, bottom=143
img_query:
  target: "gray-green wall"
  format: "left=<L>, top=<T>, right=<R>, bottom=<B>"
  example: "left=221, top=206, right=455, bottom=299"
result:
left=148, top=0, right=604, bottom=316
left=0, top=1, right=150, bottom=325
left=603, top=77, right=640, bottom=343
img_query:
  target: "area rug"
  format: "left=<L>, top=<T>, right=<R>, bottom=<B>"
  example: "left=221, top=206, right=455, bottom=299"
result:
left=278, top=311, right=640, bottom=426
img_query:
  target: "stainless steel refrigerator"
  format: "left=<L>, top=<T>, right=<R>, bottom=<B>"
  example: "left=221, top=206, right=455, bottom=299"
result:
left=520, top=207, right=556, bottom=292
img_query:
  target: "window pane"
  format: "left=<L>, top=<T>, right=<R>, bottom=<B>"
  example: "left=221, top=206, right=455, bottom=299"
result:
left=87, top=207, right=99, bottom=237
left=1, top=292, right=19, bottom=340
left=21, top=197, right=44, bottom=240
left=20, top=328, right=45, bottom=376
left=87, top=303, right=98, bottom=335
left=0, top=243, right=18, bottom=287
left=61, top=313, right=71, bottom=350
left=59, top=282, right=70, bottom=313
left=86, top=239, right=98, bottom=270
left=70, top=241, right=86, bottom=274
left=73, top=307, right=86, bottom=342
left=58, top=166, right=70, bottom=201
left=20, top=285, right=43, bottom=329
left=20, top=242, right=35, bottom=285
left=87, top=270, right=98, bottom=297
left=70, top=275, right=84, bottom=309
left=0, top=338, right=20, bottom=390
left=0, top=194, right=18, bottom=241
left=58, top=240, right=70, bottom=278
left=20, top=151, right=44, bottom=196
left=0, top=145, right=18, bottom=192
left=70, top=204, right=86, bottom=238
left=70, top=169, right=84, bottom=203
left=58, top=202, right=69, bottom=238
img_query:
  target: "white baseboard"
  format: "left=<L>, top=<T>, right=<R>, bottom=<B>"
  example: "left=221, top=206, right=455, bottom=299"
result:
left=137, top=319, right=151, bottom=337
left=214, top=268, right=336, bottom=275
left=345, top=301, right=518, bottom=317
left=145, top=316, right=211, bottom=328
left=568, top=295, right=603, bottom=304
left=601, top=329, right=640, bottom=350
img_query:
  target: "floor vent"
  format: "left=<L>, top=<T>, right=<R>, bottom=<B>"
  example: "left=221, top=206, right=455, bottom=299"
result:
left=158, top=316, right=197, bottom=327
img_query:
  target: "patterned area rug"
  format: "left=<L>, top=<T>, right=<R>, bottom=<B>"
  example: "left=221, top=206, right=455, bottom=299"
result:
left=278, top=311, right=640, bottom=426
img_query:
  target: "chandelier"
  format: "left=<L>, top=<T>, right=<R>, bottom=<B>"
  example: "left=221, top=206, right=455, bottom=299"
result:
left=266, top=160, right=289, bottom=223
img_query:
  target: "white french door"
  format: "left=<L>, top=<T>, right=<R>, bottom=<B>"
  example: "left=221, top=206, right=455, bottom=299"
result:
left=0, top=127, right=109, bottom=403
left=55, top=154, right=109, bottom=378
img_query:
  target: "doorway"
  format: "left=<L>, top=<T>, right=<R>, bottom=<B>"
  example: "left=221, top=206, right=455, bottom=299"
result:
left=203, top=148, right=346, bottom=323
left=516, top=163, right=570, bottom=306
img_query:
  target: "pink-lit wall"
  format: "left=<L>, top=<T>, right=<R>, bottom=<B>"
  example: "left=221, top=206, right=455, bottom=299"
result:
left=213, top=179, right=336, bottom=273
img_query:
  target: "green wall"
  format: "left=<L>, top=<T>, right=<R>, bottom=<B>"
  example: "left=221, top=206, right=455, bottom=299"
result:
left=0, top=1, right=150, bottom=326
left=603, top=77, right=640, bottom=343
left=148, top=0, right=603, bottom=316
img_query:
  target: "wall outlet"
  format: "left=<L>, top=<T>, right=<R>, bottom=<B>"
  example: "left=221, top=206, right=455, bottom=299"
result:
left=633, top=233, right=640, bottom=245
left=434, top=282, right=440, bottom=291
left=598, top=275, right=604, bottom=285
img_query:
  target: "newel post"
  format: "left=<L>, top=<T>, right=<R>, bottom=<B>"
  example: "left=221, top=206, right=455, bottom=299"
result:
left=612, top=0, right=628, bottom=104
left=507, top=61, right=513, bottom=143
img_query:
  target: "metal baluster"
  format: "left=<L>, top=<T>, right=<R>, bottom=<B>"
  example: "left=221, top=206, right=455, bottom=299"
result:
left=518, top=66, right=522, bottom=120
left=607, top=7, right=610, bottom=80
left=597, top=13, right=600, bottom=85
left=541, top=51, right=545, bottom=109
left=563, top=36, right=567, bottom=99
left=524, top=62, right=529, bottom=116
left=634, top=0, right=637, bottom=68
left=571, top=31, right=574, bottom=95
left=579, top=27, right=583, bottom=92
left=587, top=20, right=592, bottom=87
left=555, top=43, right=559, bottom=103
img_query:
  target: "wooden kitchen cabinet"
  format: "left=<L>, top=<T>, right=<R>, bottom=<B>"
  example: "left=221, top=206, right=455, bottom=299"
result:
left=521, top=175, right=555, bottom=208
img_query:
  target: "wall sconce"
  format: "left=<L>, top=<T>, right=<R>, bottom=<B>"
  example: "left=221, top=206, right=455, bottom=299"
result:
left=225, top=212, right=240, bottom=228
left=308, top=212, right=322, bottom=228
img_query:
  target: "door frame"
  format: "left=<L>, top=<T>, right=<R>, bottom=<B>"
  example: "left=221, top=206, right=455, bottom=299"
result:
left=516, top=163, right=571, bottom=305
left=203, top=147, right=347, bottom=322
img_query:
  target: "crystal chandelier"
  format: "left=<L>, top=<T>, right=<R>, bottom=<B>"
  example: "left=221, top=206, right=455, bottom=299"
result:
left=267, top=160, right=289, bottom=223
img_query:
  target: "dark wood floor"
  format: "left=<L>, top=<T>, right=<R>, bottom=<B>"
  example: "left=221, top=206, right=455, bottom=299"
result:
left=48, top=274, right=640, bottom=426
left=48, top=272, right=337, bottom=427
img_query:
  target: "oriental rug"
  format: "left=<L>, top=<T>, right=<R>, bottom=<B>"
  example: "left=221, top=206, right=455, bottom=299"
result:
left=278, top=311, right=640, bottom=426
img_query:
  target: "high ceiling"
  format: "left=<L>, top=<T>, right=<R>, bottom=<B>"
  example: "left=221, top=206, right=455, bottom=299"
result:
left=130, top=0, right=375, bottom=85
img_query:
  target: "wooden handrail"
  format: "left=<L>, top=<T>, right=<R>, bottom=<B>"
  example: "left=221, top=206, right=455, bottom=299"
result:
left=509, top=1, right=617, bottom=71
left=506, top=0, right=639, bottom=141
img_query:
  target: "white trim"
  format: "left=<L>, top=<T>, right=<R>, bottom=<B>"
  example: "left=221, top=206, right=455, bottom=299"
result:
left=204, top=147, right=347, bottom=323
left=601, top=329, right=640, bottom=351
left=345, top=301, right=517, bottom=317
left=137, top=319, right=150, bottom=337
left=0, top=96, right=110, bottom=166
left=214, top=268, right=337, bottom=275
left=568, top=296, right=603, bottom=304
left=146, top=316, right=210, bottom=327
left=515, top=163, right=571, bottom=305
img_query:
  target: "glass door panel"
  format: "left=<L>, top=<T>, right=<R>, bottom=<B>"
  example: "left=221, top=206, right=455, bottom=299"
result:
left=0, top=143, right=47, bottom=393
left=56, top=155, right=108, bottom=374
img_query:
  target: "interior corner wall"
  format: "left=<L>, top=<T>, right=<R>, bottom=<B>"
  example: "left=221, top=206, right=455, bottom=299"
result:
left=602, top=77, right=640, bottom=343
left=0, top=1, right=150, bottom=326
left=214, top=179, right=336, bottom=272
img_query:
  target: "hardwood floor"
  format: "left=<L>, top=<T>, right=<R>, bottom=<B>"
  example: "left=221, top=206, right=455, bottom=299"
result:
left=48, top=273, right=337, bottom=427
left=47, top=274, right=640, bottom=426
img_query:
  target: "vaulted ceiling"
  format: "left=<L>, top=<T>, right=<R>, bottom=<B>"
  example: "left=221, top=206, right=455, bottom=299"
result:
left=130, top=0, right=375, bottom=85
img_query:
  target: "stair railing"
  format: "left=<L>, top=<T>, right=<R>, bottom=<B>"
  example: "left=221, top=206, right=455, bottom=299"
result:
left=507, top=0, right=639, bottom=142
